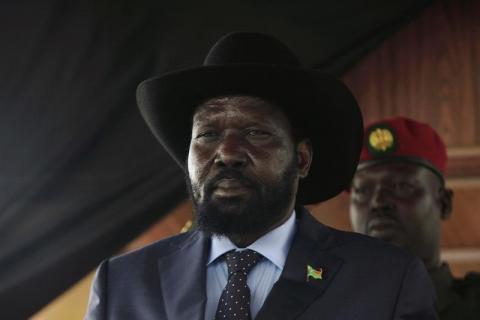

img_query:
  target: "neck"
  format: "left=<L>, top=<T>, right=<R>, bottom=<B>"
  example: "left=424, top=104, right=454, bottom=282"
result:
left=420, top=241, right=442, bottom=271
left=424, top=253, right=442, bottom=271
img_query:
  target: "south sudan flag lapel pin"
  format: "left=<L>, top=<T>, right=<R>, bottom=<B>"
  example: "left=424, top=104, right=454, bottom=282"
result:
left=306, top=265, right=323, bottom=282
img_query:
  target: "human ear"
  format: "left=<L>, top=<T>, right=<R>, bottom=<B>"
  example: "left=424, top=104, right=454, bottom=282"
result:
left=296, top=139, right=312, bottom=179
left=439, top=187, right=453, bottom=220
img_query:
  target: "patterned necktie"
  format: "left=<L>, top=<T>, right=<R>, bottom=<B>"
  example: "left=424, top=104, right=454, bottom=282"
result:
left=215, top=249, right=262, bottom=320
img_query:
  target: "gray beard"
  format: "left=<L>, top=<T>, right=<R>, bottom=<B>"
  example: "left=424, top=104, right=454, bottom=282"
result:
left=186, top=160, right=298, bottom=238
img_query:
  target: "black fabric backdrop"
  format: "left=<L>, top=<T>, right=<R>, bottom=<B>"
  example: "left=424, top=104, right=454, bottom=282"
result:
left=0, top=0, right=432, bottom=318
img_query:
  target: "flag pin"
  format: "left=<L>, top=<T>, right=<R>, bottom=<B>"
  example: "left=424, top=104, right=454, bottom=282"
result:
left=306, top=265, right=323, bottom=281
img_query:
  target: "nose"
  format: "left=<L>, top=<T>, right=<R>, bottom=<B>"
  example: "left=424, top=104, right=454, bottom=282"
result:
left=370, top=185, right=394, bottom=214
left=214, top=133, right=248, bottom=168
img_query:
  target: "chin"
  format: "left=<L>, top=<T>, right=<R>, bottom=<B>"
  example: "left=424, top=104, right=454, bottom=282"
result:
left=194, top=191, right=291, bottom=237
left=377, top=235, right=408, bottom=251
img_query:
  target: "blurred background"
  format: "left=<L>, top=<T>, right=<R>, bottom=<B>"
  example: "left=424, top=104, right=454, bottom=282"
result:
left=0, top=0, right=478, bottom=318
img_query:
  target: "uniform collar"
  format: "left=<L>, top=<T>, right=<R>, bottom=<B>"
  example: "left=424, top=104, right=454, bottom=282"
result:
left=429, top=263, right=461, bottom=312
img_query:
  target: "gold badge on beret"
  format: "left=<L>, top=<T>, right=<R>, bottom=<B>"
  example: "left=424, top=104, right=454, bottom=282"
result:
left=367, top=125, right=396, bottom=154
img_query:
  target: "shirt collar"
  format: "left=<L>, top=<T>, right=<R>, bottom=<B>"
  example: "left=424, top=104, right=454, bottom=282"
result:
left=207, top=210, right=296, bottom=270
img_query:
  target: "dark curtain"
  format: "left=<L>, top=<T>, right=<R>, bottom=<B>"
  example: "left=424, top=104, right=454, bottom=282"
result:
left=0, top=0, right=432, bottom=318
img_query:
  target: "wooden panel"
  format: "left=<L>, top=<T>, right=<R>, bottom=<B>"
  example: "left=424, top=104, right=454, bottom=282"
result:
left=339, top=0, right=480, bottom=254
left=124, top=200, right=193, bottom=253
left=447, top=147, right=480, bottom=178
left=32, top=272, right=94, bottom=320
left=342, top=0, right=480, bottom=148
left=441, top=186, right=480, bottom=247
left=442, top=249, right=480, bottom=276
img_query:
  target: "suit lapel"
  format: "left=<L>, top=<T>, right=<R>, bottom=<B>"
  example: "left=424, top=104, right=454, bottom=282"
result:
left=256, top=208, right=344, bottom=320
left=157, top=231, right=209, bottom=320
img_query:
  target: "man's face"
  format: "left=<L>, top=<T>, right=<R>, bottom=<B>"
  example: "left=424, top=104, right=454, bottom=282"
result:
left=349, top=163, right=444, bottom=264
left=186, top=95, right=309, bottom=238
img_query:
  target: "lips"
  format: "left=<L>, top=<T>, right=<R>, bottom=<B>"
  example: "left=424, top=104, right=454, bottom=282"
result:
left=212, top=178, right=252, bottom=197
left=368, top=216, right=398, bottom=229
left=367, top=216, right=401, bottom=240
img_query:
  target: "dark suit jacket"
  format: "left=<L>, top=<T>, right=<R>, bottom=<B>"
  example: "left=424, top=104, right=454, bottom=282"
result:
left=85, top=208, right=437, bottom=319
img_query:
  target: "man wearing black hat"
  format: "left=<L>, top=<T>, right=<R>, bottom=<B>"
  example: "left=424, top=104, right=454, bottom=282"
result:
left=349, top=117, right=480, bottom=320
left=85, top=33, right=437, bottom=319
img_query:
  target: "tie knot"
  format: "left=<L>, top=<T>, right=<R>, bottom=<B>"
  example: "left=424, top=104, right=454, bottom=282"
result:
left=225, top=249, right=261, bottom=275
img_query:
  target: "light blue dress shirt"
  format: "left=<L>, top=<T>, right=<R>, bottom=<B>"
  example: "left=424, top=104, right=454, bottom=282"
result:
left=204, top=211, right=296, bottom=320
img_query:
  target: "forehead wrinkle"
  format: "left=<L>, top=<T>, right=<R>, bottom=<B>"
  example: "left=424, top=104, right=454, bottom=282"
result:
left=192, top=95, right=294, bottom=134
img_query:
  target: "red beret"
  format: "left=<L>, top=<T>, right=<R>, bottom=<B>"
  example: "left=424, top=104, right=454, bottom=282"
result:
left=358, top=117, right=447, bottom=178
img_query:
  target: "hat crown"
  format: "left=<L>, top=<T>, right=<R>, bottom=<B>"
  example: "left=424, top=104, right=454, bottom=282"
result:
left=203, top=32, right=301, bottom=67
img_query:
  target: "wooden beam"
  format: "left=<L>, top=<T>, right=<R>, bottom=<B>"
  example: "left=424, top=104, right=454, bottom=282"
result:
left=441, top=248, right=480, bottom=262
left=447, top=147, right=480, bottom=178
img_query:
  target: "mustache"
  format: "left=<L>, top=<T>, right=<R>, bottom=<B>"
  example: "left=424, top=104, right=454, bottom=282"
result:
left=366, top=210, right=401, bottom=229
left=370, top=210, right=398, bottom=220
left=204, top=169, right=257, bottom=193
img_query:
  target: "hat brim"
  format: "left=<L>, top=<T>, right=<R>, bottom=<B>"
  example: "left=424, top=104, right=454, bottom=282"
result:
left=357, top=157, right=445, bottom=183
left=137, top=64, right=363, bottom=204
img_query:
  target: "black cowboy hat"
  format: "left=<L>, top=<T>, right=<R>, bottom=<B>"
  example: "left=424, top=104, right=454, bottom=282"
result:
left=136, top=32, right=363, bottom=204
